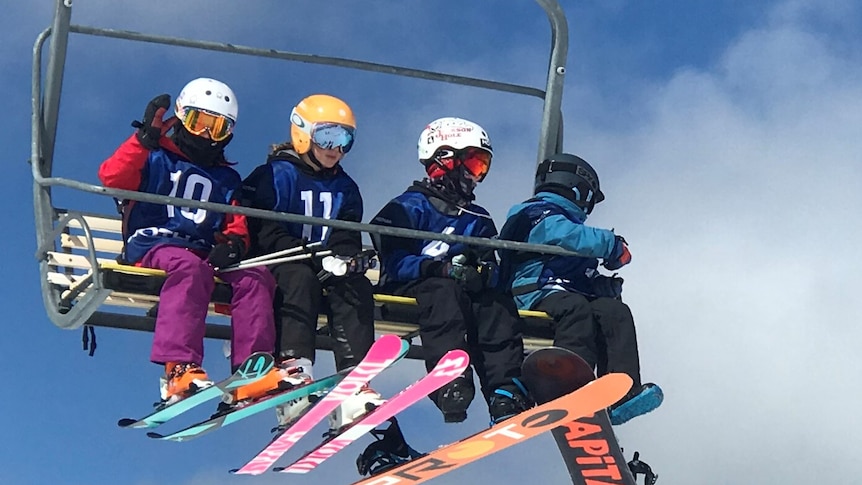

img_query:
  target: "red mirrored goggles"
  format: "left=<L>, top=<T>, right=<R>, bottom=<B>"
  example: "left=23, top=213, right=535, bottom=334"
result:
left=459, top=148, right=492, bottom=180
left=178, top=107, right=235, bottom=142
left=426, top=147, right=492, bottom=181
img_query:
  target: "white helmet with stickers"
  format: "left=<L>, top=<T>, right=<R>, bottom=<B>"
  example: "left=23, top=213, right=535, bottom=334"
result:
left=417, top=117, right=493, bottom=162
left=174, top=78, right=238, bottom=124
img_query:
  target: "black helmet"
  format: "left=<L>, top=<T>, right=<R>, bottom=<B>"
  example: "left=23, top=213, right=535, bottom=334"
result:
left=534, top=153, right=605, bottom=214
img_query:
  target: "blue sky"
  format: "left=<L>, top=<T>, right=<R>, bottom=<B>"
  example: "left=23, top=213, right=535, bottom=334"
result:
left=5, top=1, right=862, bottom=484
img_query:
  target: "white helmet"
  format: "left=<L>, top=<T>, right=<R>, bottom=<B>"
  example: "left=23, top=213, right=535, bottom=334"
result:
left=417, top=117, right=493, bottom=162
left=174, top=78, right=238, bottom=124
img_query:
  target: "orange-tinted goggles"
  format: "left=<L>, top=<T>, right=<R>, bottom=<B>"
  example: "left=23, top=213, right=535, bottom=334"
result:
left=178, top=107, right=235, bottom=141
left=459, top=148, right=492, bottom=180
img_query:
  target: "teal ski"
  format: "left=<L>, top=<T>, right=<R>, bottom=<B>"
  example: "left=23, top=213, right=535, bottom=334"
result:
left=118, top=351, right=274, bottom=430
left=146, top=370, right=347, bottom=442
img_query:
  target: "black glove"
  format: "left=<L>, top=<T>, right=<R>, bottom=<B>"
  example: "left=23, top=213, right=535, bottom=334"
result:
left=477, top=260, right=500, bottom=290
left=132, top=94, right=171, bottom=151
left=207, top=235, right=245, bottom=269
left=344, top=249, right=377, bottom=274
left=443, top=254, right=484, bottom=293
left=590, top=273, right=624, bottom=299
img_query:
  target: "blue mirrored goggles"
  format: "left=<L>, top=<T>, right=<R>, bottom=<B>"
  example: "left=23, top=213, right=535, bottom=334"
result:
left=311, top=123, right=355, bottom=153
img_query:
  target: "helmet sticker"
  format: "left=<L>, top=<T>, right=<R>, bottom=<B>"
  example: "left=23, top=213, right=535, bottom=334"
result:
left=291, top=111, right=307, bottom=130
left=575, top=165, right=599, bottom=194
left=418, top=117, right=493, bottom=161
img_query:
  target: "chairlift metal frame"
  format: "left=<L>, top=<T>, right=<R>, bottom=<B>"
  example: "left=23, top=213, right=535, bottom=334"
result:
left=31, top=0, right=577, bottom=350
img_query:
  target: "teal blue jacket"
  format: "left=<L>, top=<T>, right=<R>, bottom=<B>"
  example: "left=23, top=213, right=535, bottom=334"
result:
left=501, top=192, right=619, bottom=310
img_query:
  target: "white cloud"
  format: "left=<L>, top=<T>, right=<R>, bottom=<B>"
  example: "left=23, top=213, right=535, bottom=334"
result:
left=565, top=2, right=862, bottom=483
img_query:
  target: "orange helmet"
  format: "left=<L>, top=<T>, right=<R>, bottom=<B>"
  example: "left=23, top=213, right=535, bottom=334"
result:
left=290, top=94, right=356, bottom=154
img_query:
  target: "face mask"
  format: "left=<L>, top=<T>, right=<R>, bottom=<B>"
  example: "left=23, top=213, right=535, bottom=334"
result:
left=172, top=125, right=231, bottom=167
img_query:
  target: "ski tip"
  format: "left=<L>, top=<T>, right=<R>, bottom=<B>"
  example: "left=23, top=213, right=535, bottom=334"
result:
left=146, top=431, right=165, bottom=439
left=380, top=333, right=409, bottom=347
left=272, top=467, right=285, bottom=472
left=117, top=418, right=140, bottom=428
left=588, top=372, right=634, bottom=396
left=228, top=469, right=262, bottom=476
left=607, top=372, right=635, bottom=391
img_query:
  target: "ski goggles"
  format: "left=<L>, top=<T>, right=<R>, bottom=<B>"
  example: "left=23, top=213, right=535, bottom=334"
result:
left=177, top=107, right=235, bottom=142
left=458, top=147, right=492, bottom=180
left=310, top=122, right=355, bottom=153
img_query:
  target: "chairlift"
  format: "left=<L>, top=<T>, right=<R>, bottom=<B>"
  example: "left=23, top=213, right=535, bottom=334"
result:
left=31, top=0, right=581, bottom=360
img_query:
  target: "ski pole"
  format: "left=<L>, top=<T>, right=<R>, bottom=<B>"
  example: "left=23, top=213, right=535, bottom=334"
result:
left=316, top=254, right=352, bottom=283
left=317, top=250, right=378, bottom=283
left=219, top=250, right=332, bottom=272
left=234, top=241, right=324, bottom=266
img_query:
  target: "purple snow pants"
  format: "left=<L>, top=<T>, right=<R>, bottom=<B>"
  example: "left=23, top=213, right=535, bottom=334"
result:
left=140, top=245, right=276, bottom=369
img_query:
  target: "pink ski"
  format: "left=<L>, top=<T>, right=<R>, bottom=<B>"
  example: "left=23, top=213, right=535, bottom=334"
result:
left=277, top=349, right=470, bottom=474
left=233, top=334, right=409, bottom=475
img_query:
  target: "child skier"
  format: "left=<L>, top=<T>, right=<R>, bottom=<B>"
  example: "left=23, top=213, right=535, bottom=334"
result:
left=240, top=94, right=380, bottom=429
left=98, top=78, right=276, bottom=404
left=499, top=152, right=663, bottom=425
left=371, top=117, right=530, bottom=425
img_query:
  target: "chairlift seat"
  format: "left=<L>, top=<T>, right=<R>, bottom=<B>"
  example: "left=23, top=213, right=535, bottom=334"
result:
left=47, top=210, right=554, bottom=359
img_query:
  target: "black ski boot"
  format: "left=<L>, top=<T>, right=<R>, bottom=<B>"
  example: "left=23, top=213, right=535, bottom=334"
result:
left=488, top=378, right=532, bottom=425
left=433, top=373, right=475, bottom=423
left=356, top=418, right=423, bottom=476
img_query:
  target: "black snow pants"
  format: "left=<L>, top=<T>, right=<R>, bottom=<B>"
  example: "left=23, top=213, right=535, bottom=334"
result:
left=534, top=292, right=642, bottom=388
left=390, top=276, right=525, bottom=403
left=270, top=262, right=375, bottom=371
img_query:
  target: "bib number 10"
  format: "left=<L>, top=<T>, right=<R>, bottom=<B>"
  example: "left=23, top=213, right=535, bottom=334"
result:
left=167, top=171, right=212, bottom=223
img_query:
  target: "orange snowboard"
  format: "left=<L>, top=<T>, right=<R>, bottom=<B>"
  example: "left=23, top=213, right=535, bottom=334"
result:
left=352, top=372, right=633, bottom=485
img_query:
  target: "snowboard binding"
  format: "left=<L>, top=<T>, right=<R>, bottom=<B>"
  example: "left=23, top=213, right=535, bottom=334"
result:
left=356, top=418, right=424, bottom=476
left=627, top=451, right=658, bottom=485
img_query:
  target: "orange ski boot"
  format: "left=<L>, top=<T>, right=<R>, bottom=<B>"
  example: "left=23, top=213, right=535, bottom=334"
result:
left=160, top=362, right=213, bottom=405
left=229, top=357, right=313, bottom=404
